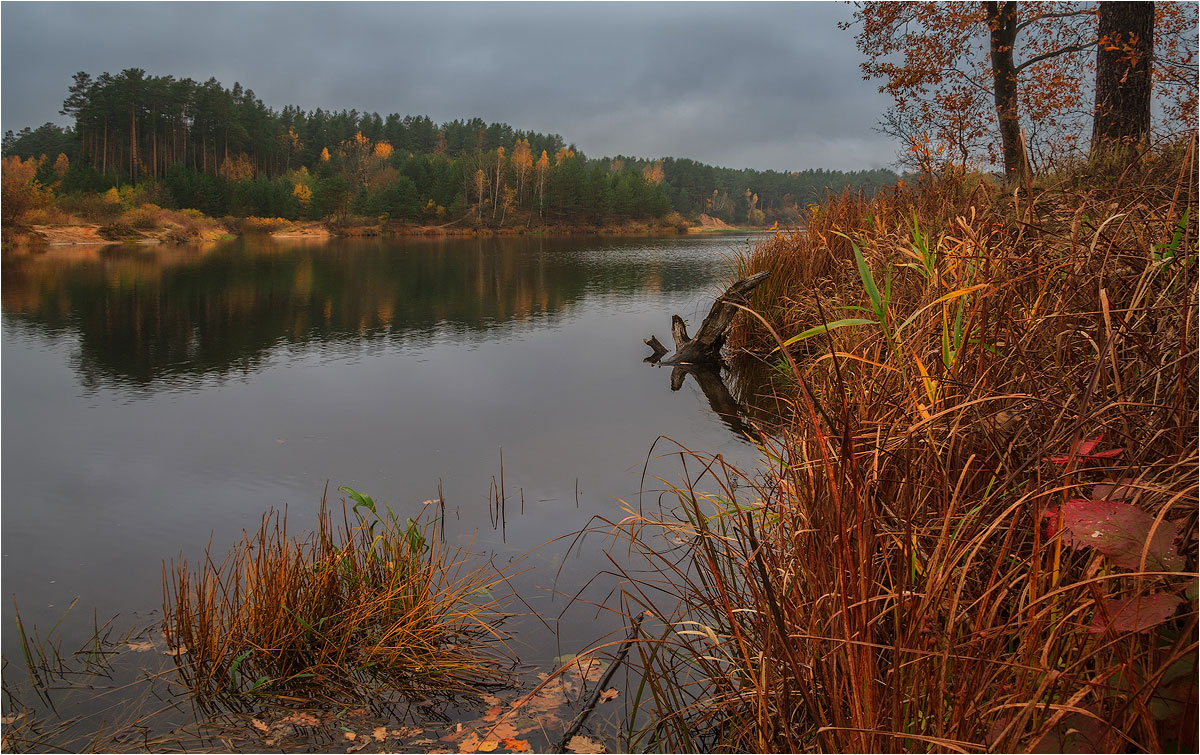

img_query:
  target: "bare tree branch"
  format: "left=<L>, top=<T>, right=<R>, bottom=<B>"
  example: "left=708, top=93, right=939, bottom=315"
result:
left=1015, top=40, right=1098, bottom=73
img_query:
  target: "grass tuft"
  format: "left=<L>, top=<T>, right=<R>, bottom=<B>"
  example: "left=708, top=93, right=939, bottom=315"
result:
left=163, top=487, right=512, bottom=706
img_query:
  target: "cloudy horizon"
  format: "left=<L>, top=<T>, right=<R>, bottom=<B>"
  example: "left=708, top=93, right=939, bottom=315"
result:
left=1, top=1, right=900, bottom=172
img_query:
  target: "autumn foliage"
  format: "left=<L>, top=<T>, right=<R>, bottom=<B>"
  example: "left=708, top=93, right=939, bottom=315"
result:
left=1, top=155, right=53, bottom=222
left=849, top=2, right=1197, bottom=174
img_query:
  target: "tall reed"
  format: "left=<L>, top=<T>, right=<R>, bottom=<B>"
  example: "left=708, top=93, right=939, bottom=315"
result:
left=617, top=142, right=1198, bottom=752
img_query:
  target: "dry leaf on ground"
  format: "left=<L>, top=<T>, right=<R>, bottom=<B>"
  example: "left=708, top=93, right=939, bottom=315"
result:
left=343, top=731, right=357, bottom=741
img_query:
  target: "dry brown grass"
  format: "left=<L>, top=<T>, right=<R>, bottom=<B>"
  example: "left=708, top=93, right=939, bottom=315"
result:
left=615, top=141, right=1198, bottom=752
left=164, top=487, right=513, bottom=707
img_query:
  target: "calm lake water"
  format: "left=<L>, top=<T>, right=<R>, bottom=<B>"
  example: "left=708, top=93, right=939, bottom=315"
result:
left=1, top=233, right=771, bottom=735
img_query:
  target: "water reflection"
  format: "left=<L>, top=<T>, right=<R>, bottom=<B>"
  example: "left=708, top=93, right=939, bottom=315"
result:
left=2, top=236, right=720, bottom=393
left=647, top=352, right=789, bottom=440
left=2, top=233, right=777, bottom=747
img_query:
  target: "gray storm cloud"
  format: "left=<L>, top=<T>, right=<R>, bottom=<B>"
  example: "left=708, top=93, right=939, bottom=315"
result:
left=1, top=1, right=898, bottom=171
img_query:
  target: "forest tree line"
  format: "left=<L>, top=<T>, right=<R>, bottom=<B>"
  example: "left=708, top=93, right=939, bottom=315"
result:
left=3, top=69, right=898, bottom=226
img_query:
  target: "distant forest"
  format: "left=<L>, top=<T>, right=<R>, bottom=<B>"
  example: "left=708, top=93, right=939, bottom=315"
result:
left=3, top=69, right=899, bottom=226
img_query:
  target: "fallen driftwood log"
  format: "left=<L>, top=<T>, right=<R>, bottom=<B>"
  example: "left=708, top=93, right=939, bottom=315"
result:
left=644, top=271, right=769, bottom=365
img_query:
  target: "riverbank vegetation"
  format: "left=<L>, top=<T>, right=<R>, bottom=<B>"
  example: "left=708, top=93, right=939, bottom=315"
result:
left=607, top=4, right=1197, bottom=749
left=615, top=140, right=1197, bottom=751
left=2, top=70, right=896, bottom=239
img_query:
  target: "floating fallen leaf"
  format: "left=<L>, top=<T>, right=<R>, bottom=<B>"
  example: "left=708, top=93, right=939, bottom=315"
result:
left=456, top=732, right=481, bottom=752
left=567, top=734, right=606, bottom=753
left=373, top=726, right=388, bottom=742
left=598, top=688, right=619, bottom=703
left=250, top=719, right=269, bottom=733
left=1, top=712, right=26, bottom=725
left=501, top=738, right=532, bottom=753
left=480, top=693, right=502, bottom=706
left=163, top=645, right=189, bottom=656
left=482, top=705, right=502, bottom=723
left=571, top=658, right=607, bottom=683
left=489, top=722, right=518, bottom=740
left=126, top=641, right=155, bottom=652
left=279, top=712, right=321, bottom=727
left=477, top=739, right=499, bottom=752
left=344, top=731, right=357, bottom=741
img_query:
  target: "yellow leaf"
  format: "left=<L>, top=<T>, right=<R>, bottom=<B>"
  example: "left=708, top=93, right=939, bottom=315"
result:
left=477, top=739, right=499, bottom=752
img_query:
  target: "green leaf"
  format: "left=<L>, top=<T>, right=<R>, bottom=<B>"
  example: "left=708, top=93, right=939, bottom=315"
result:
left=338, top=485, right=376, bottom=515
left=852, top=241, right=884, bottom=323
left=777, top=319, right=876, bottom=349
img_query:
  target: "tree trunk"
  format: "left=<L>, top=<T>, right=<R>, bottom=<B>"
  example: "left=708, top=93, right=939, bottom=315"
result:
left=988, top=1, right=1024, bottom=184
left=644, top=271, right=769, bottom=365
left=1091, top=2, right=1154, bottom=154
left=130, top=104, right=138, bottom=186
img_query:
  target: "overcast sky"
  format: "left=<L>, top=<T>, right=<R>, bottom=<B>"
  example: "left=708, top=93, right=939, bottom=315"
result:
left=1, top=1, right=899, bottom=172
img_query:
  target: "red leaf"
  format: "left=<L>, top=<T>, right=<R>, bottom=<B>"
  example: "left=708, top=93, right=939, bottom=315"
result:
left=1045, top=433, right=1124, bottom=463
left=1043, top=500, right=1184, bottom=570
left=1088, top=593, right=1182, bottom=633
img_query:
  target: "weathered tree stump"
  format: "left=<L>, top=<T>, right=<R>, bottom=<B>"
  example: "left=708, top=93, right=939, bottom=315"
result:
left=644, top=271, right=769, bottom=365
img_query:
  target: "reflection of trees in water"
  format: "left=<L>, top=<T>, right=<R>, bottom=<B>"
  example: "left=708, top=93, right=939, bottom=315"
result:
left=1, top=237, right=718, bottom=391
